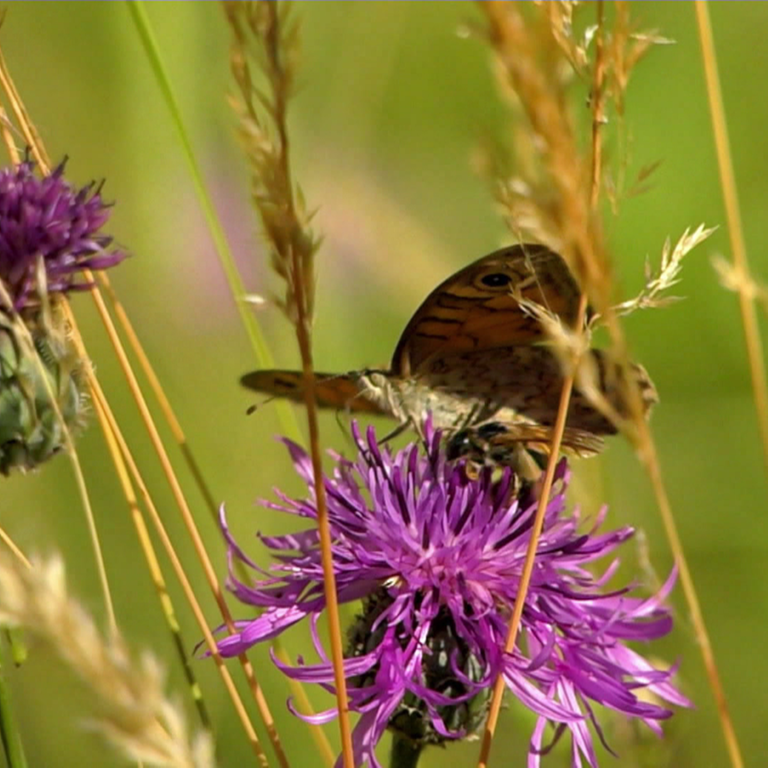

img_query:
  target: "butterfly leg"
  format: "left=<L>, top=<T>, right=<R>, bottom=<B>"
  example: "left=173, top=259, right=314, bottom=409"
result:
left=446, top=420, right=553, bottom=490
left=377, top=421, right=412, bottom=445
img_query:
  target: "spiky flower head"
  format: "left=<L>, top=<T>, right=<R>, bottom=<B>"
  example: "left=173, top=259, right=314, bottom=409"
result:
left=0, top=158, right=126, bottom=310
left=218, top=424, right=689, bottom=768
left=0, top=158, right=126, bottom=473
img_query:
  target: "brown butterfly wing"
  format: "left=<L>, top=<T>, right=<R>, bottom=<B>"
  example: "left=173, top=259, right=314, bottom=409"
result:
left=418, top=346, right=657, bottom=435
left=508, top=424, right=605, bottom=457
left=240, top=370, right=388, bottom=414
left=391, top=244, right=582, bottom=376
left=448, top=421, right=605, bottom=463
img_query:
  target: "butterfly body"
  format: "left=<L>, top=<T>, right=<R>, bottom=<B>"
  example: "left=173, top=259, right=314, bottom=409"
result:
left=242, top=244, right=657, bottom=459
left=357, top=370, right=501, bottom=431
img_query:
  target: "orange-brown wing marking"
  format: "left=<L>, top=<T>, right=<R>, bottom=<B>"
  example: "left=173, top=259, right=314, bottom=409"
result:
left=390, top=244, right=582, bottom=376
left=240, top=370, right=388, bottom=414
left=481, top=423, right=605, bottom=458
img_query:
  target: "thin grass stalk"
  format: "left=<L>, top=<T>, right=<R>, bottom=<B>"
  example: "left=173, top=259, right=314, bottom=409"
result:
left=223, top=3, right=354, bottom=764
left=271, top=644, right=335, bottom=768
left=87, top=357, right=212, bottom=732
left=61, top=423, right=118, bottom=627
left=575, top=235, right=745, bottom=766
left=476, top=3, right=604, bottom=762
left=96, top=269, right=334, bottom=763
left=601, top=275, right=745, bottom=763
left=638, top=417, right=743, bottom=768
left=125, top=0, right=301, bottom=444
left=84, top=372, right=268, bottom=766
left=78, top=279, right=287, bottom=767
left=478, top=292, right=589, bottom=768
left=482, top=2, right=741, bottom=766
left=695, top=1, right=768, bottom=479
left=0, top=47, right=49, bottom=171
left=266, top=14, right=357, bottom=766
left=580, top=194, right=745, bottom=765
left=583, top=14, right=755, bottom=766
left=61, top=425, right=119, bottom=630
left=0, top=643, right=27, bottom=768
left=585, top=12, right=744, bottom=766
left=587, top=7, right=745, bottom=764
left=0, top=534, right=28, bottom=571
left=96, top=272, right=221, bottom=518
left=475, top=4, right=745, bottom=766
left=590, top=2, right=607, bottom=209
left=293, top=286, right=355, bottom=768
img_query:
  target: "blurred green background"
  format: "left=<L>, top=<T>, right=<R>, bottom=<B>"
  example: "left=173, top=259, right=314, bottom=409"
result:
left=2, top=2, right=767, bottom=766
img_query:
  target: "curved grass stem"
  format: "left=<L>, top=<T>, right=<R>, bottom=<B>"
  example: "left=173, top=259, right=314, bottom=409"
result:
left=475, top=4, right=744, bottom=766
left=80, top=278, right=287, bottom=766
left=0, top=642, right=27, bottom=768
left=95, top=267, right=334, bottom=763
left=221, top=3, right=355, bottom=764
left=695, top=1, right=768, bottom=482
left=126, top=0, right=301, bottom=444
left=476, top=293, right=588, bottom=768
left=84, top=367, right=269, bottom=765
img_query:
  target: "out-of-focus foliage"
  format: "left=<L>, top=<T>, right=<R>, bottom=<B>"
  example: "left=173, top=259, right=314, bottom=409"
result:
left=1, top=3, right=766, bottom=766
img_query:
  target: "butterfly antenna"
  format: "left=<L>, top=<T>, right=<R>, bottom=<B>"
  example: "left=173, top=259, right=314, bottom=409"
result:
left=245, top=393, right=278, bottom=416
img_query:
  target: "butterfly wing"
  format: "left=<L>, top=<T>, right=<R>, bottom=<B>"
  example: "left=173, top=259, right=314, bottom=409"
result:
left=418, top=346, right=657, bottom=436
left=240, top=370, right=389, bottom=414
left=391, top=244, right=583, bottom=376
left=447, top=420, right=605, bottom=466
left=240, top=244, right=654, bottom=450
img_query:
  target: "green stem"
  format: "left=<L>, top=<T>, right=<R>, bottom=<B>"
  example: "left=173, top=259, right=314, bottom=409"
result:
left=0, top=636, right=28, bottom=768
left=125, top=0, right=301, bottom=444
left=389, top=733, right=422, bottom=768
left=5, top=630, right=26, bottom=668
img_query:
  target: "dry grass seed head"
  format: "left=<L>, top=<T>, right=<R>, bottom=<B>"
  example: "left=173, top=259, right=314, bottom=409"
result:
left=480, top=1, right=610, bottom=311
left=225, top=0, right=319, bottom=325
left=614, top=224, right=716, bottom=316
left=712, top=254, right=768, bottom=312
left=0, top=553, right=213, bottom=768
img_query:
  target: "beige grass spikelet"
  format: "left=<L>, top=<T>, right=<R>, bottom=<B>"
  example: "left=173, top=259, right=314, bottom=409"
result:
left=0, top=553, right=214, bottom=768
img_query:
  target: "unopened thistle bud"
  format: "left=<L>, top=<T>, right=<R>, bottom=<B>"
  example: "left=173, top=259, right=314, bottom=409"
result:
left=0, top=158, right=126, bottom=473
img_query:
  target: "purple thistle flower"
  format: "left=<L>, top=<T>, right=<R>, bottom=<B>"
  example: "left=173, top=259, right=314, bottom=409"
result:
left=217, top=423, right=690, bottom=768
left=0, top=158, right=126, bottom=310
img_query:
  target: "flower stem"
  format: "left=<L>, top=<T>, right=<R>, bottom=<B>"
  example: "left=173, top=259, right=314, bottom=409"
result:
left=389, top=733, right=422, bottom=768
left=0, top=639, right=27, bottom=768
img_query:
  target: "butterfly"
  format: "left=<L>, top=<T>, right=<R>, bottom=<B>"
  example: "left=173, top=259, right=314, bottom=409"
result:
left=241, top=243, right=657, bottom=460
